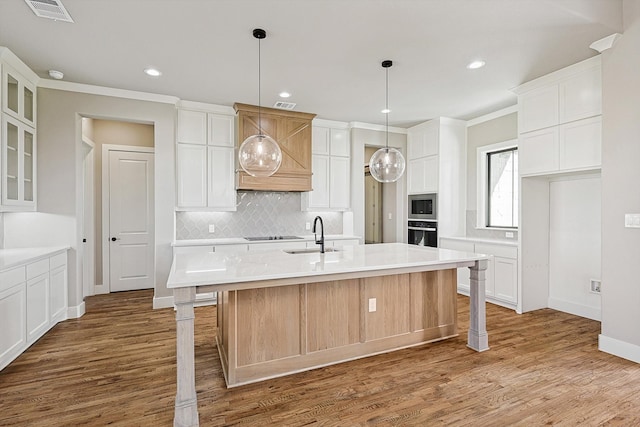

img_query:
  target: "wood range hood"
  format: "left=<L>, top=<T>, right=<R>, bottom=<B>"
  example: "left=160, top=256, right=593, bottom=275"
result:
left=234, top=103, right=316, bottom=192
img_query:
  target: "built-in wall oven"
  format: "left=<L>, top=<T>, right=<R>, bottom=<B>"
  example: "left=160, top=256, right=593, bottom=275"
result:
left=408, top=220, right=438, bottom=247
left=408, top=193, right=437, bottom=220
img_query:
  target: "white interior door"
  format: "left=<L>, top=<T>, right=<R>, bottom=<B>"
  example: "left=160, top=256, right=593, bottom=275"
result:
left=108, top=150, right=154, bottom=292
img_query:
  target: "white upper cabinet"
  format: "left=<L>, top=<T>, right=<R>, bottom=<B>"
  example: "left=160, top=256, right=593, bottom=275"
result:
left=2, top=63, right=36, bottom=128
left=175, top=105, right=236, bottom=211
left=303, top=121, right=351, bottom=211
left=515, top=56, right=602, bottom=177
left=1, top=49, right=39, bottom=212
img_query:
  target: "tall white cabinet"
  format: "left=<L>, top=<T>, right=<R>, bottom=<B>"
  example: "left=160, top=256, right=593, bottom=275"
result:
left=0, top=47, right=38, bottom=212
left=175, top=102, right=236, bottom=211
left=514, top=55, right=602, bottom=317
left=302, top=120, right=351, bottom=211
left=407, top=117, right=466, bottom=239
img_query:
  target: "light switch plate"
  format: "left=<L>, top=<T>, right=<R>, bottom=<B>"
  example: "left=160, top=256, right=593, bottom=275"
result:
left=625, top=214, right=640, bottom=228
left=209, top=224, right=215, bottom=233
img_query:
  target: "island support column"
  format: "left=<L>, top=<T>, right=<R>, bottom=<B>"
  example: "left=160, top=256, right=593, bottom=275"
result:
left=174, top=287, right=199, bottom=427
left=467, top=259, right=489, bottom=352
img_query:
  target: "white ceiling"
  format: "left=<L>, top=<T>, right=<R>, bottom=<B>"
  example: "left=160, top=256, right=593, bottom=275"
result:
left=0, top=0, right=623, bottom=127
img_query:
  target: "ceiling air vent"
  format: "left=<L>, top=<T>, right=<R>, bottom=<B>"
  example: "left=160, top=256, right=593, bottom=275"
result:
left=273, top=101, right=296, bottom=110
left=24, top=0, right=74, bottom=23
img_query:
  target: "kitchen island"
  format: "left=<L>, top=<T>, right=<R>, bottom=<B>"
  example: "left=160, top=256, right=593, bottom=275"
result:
left=168, top=243, right=489, bottom=427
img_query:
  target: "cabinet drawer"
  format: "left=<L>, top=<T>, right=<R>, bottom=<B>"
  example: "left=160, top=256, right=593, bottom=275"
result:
left=0, top=266, right=26, bottom=292
left=26, top=258, right=49, bottom=280
left=474, top=243, right=517, bottom=259
left=50, top=252, right=67, bottom=269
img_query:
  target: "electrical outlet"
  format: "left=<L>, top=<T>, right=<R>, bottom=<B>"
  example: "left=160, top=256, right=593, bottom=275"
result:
left=368, top=298, right=377, bottom=312
left=625, top=213, right=640, bottom=228
left=590, top=279, right=601, bottom=293
left=388, top=213, right=393, bottom=220
left=305, top=222, right=311, bottom=230
left=505, top=231, right=514, bottom=238
left=208, top=224, right=215, bottom=233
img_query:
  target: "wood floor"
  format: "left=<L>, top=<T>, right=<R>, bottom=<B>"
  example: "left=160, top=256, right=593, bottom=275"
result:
left=1, top=291, right=639, bottom=426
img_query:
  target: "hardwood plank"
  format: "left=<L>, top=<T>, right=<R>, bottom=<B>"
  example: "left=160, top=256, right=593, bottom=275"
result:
left=1, top=290, right=639, bottom=426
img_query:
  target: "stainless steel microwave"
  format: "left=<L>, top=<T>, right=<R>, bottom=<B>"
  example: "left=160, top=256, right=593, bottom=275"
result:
left=408, top=193, right=437, bottom=220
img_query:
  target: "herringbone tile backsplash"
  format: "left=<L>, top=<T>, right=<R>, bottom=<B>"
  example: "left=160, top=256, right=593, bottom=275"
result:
left=176, top=192, right=343, bottom=240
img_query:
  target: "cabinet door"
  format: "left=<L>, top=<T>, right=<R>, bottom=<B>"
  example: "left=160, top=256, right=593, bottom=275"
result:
left=309, top=155, right=329, bottom=208
left=177, top=110, right=207, bottom=145
left=559, top=66, right=601, bottom=124
left=519, top=85, right=559, bottom=133
left=329, top=156, right=350, bottom=209
left=407, top=122, right=438, bottom=159
left=493, top=256, right=518, bottom=304
left=408, top=155, right=438, bottom=194
left=2, top=65, right=36, bottom=128
left=50, top=264, right=67, bottom=323
left=519, top=127, right=559, bottom=176
left=558, top=116, right=601, bottom=171
left=208, top=146, right=236, bottom=210
left=312, top=126, right=330, bottom=155
left=329, top=129, right=350, bottom=157
left=0, top=283, right=26, bottom=368
left=176, top=144, right=207, bottom=208
left=2, top=116, right=20, bottom=205
left=208, top=114, right=234, bottom=147
left=26, top=273, right=49, bottom=343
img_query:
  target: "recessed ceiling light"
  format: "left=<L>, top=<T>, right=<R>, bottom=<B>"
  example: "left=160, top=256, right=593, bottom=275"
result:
left=144, top=68, right=162, bottom=77
left=467, top=60, right=486, bottom=70
left=48, top=69, right=64, bottom=80
left=279, top=91, right=291, bottom=98
left=381, top=108, right=391, bottom=114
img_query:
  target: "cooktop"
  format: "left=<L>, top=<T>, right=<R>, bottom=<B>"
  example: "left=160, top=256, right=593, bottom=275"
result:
left=244, top=235, right=304, bottom=241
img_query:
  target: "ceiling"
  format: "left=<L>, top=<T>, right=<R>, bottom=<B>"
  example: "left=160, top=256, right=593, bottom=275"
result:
left=0, top=0, right=623, bottom=127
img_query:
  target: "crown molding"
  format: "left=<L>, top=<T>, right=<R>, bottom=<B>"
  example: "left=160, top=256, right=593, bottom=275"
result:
left=348, top=121, right=408, bottom=134
left=466, top=105, right=518, bottom=127
left=38, top=78, right=180, bottom=104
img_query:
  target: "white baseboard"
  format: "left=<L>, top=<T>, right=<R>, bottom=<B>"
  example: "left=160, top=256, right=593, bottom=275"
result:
left=599, top=334, right=640, bottom=364
left=548, top=297, right=601, bottom=321
left=153, top=292, right=217, bottom=309
left=153, top=295, right=174, bottom=309
left=67, top=301, right=86, bottom=319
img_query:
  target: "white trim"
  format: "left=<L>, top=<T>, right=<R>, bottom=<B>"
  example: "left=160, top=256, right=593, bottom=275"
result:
left=599, top=334, right=640, bottom=364
left=153, top=295, right=175, bottom=309
left=548, top=297, right=601, bottom=321
left=512, top=56, right=601, bottom=95
left=467, top=105, right=518, bottom=127
left=590, top=33, right=622, bottom=53
left=177, top=100, right=235, bottom=115
left=313, top=118, right=350, bottom=129
left=67, top=301, right=86, bottom=319
left=348, top=121, right=408, bottom=134
left=101, top=144, right=156, bottom=294
left=38, top=78, right=179, bottom=105
left=0, top=46, right=40, bottom=83
left=476, top=139, right=518, bottom=230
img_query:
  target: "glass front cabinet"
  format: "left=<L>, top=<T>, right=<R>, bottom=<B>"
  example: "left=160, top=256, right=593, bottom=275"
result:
left=1, top=59, right=37, bottom=211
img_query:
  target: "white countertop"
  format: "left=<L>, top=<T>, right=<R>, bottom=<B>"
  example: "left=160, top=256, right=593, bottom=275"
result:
left=0, top=246, right=69, bottom=272
left=172, top=234, right=360, bottom=247
left=440, top=236, right=518, bottom=247
left=168, top=242, right=488, bottom=289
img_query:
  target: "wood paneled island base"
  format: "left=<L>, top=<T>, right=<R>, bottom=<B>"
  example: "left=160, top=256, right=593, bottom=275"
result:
left=217, top=270, right=457, bottom=387
left=168, top=243, right=489, bottom=427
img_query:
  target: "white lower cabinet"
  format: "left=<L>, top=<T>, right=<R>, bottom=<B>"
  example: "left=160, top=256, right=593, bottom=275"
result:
left=440, top=238, right=518, bottom=309
left=0, top=250, right=68, bottom=371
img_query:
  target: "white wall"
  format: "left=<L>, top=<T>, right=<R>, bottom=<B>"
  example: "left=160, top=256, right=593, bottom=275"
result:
left=599, top=0, right=640, bottom=362
left=7, top=88, right=177, bottom=313
left=548, top=175, right=602, bottom=320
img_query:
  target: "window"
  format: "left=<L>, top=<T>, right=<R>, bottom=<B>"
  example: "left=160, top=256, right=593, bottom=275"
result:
left=476, top=140, right=518, bottom=229
left=487, top=147, right=518, bottom=228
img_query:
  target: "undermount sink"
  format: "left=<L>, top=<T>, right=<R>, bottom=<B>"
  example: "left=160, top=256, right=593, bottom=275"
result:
left=284, top=247, right=340, bottom=255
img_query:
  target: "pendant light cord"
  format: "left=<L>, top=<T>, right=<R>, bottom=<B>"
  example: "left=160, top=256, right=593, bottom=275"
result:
left=258, top=36, right=262, bottom=137
left=385, top=65, right=389, bottom=151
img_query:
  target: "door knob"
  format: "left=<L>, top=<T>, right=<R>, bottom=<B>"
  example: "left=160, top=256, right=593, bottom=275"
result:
left=111, top=237, right=120, bottom=241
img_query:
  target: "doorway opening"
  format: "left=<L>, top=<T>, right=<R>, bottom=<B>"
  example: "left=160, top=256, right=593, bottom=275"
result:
left=364, top=146, right=382, bottom=244
left=80, top=118, right=155, bottom=295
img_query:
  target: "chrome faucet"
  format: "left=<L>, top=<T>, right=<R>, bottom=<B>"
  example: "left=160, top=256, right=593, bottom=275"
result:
left=312, top=216, right=325, bottom=253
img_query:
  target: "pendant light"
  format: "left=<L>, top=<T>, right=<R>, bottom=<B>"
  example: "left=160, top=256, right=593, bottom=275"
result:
left=238, top=28, right=282, bottom=177
left=369, top=60, right=406, bottom=183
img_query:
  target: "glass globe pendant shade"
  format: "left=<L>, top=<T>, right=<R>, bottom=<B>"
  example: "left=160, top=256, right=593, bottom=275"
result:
left=369, top=147, right=406, bottom=183
left=238, top=133, right=282, bottom=177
